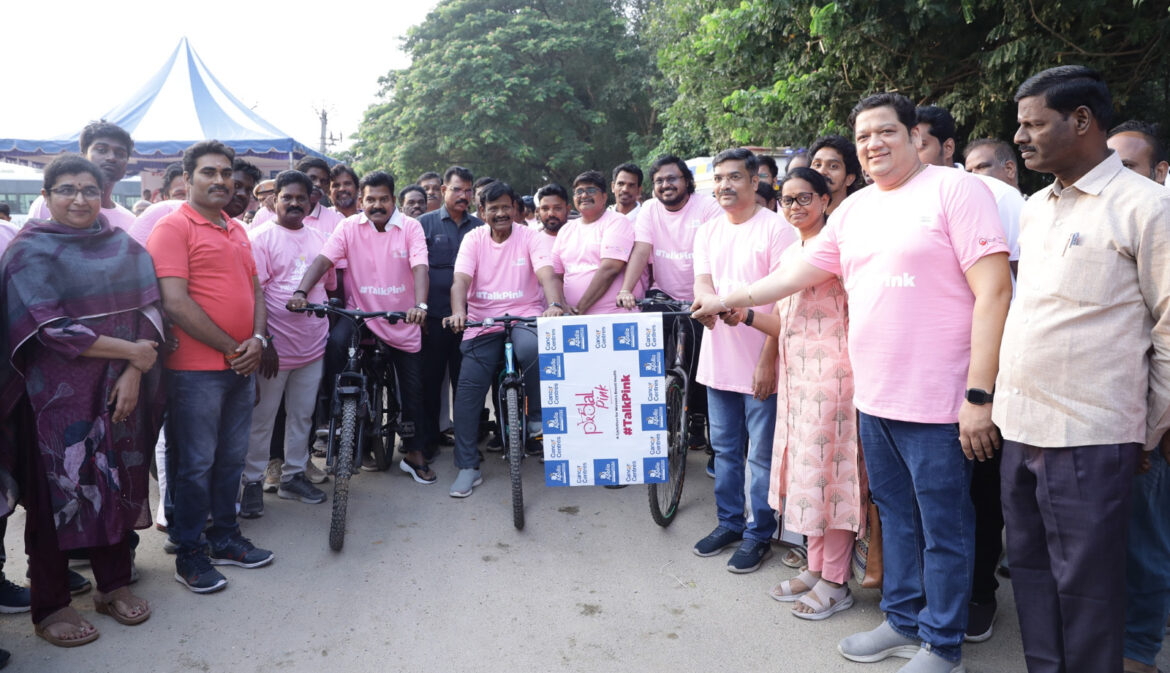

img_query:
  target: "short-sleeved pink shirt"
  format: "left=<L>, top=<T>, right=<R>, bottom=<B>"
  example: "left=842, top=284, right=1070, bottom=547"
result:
left=551, top=210, right=638, bottom=315
left=804, top=165, right=1009, bottom=423
left=304, top=202, right=344, bottom=237
left=320, top=210, right=428, bottom=353
left=634, top=193, right=724, bottom=302
left=693, top=206, right=797, bottom=394
left=453, top=224, right=553, bottom=340
left=129, top=200, right=181, bottom=246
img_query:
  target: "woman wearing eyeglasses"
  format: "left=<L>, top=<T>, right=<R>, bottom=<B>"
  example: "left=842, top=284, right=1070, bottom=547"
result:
left=0, top=154, right=164, bottom=647
left=743, top=167, right=865, bottom=620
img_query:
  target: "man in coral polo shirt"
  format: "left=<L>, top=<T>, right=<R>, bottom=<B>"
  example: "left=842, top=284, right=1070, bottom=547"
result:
left=148, top=141, right=275, bottom=594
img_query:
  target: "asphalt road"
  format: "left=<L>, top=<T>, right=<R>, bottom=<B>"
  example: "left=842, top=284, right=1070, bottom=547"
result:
left=1, top=444, right=1166, bottom=673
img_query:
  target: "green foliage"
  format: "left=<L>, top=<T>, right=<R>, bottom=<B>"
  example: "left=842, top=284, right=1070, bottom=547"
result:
left=350, top=0, right=658, bottom=193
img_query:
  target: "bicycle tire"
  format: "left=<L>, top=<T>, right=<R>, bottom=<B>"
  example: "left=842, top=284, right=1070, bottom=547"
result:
left=648, top=374, right=688, bottom=527
left=368, top=381, right=390, bottom=471
left=505, top=386, right=525, bottom=530
left=329, top=398, right=358, bottom=551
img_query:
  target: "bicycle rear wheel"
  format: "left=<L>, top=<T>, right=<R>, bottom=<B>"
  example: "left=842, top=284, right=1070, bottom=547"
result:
left=505, top=386, right=525, bottom=530
left=367, top=381, right=390, bottom=471
left=329, top=398, right=358, bottom=551
left=648, top=373, right=688, bottom=527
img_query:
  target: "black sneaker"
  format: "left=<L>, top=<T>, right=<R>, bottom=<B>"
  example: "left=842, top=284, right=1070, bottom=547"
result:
left=0, top=577, right=29, bottom=614
left=239, top=480, right=264, bottom=519
left=174, top=549, right=227, bottom=594
left=68, top=569, right=92, bottom=595
left=277, top=473, right=327, bottom=504
left=525, top=434, right=543, bottom=456
left=727, top=539, right=773, bottom=573
left=965, top=600, right=997, bottom=643
left=210, top=535, right=274, bottom=569
left=486, top=432, right=503, bottom=452
left=693, top=526, right=743, bottom=557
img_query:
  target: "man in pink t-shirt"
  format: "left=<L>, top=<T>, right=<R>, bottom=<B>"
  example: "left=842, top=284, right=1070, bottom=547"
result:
left=441, top=182, right=567, bottom=497
left=693, top=94, right=1011, bottom=672
left=295, top=158, right=344, bottom=237
left=26, top=121, right=137, bottom=232
left=688, top=148, right=796, bottom=575
left=551, top=171, right=640, bottom=315
left=287, top=171, right=434, bottom=484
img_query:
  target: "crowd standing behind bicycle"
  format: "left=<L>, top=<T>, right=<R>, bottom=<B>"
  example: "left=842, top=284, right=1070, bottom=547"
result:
left=0, top=64, right=1169, bottom=673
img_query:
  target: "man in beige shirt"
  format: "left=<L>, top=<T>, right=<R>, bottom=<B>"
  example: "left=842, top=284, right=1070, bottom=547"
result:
left=994, top=66, right=1170, bottom=673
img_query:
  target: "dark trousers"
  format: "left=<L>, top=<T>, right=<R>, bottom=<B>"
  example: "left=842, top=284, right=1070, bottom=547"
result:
left=419, top=317, right=462, bottom=451
left=641, top=291, right=707, bottom=427
left=970, top=447, right=1003, bottom=605
left=1002, top=440, right=1138, bottom=673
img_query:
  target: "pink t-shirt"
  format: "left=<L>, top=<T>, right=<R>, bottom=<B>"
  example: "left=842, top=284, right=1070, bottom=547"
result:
left=453, top=224, right=553, bottom=340
left=249, top=221, right=336, bottom=369
left=320, top=210, right=428, bottom=353
left=693, top=207, right=797, bottom=394
left=251, top=206, right=275, bottom=228
left=804, top=164, right=1009, bottom=423
left=305, top=202, right=344, bottom=237
left=551, top=209, right=638, bottom=315
left=129, top=200, right=182, bottom=246
left=27, top=195, right=135, bottom=232
left=634, top=193, right=724, bottom=302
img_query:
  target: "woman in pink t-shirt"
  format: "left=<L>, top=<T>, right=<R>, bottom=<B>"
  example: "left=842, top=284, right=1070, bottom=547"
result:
left=743, top=169, right=864, bottom=621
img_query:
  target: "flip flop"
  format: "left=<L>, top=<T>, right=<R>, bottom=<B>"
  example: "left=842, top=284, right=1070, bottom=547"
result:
left=770, top=569, right=817, bottom=602
left=399, top=458, right=437, bottom=484
left=34, top=607, right=100, bottom=647
left=93, top=586, right=151, bottom=625
left=792, top=582, right=854, bottom=621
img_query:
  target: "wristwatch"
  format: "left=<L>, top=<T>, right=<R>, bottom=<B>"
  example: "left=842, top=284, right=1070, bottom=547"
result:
left=965, top=388, right=994, bottom=405
left=550, top=302, right=565, bottom=310
left=252, top=333, right=269, bottom=349
left=415, top=303, right=428, bottom=312
left=744, top=309, right=755, bottom=327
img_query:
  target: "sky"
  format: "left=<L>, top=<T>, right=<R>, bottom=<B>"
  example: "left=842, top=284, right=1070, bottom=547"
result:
left=2, top=0, right=440, bottom=154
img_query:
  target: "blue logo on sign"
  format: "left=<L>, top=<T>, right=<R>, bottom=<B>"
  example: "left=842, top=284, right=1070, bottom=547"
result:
left=543, top=407, right=568, bottom=434
left=539, top=353, right=565, bottom=381
left=638, top=350, right=664, bottom=377
left=644, top=457, right=668, bottom=483
left=612, top=322, right=638, bottom=351
left=642, top=404, right=667, bottom=431
left=593, top=459, right=619, bottom=486
left=562, top=325, right=589, bottom=353
left=545, top=460, right=569, bottom=487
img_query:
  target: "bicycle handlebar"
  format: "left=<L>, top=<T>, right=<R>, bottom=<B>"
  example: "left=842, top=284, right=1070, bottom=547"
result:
left=634, top=298, right=693, bottom=317
left=290, top=303, right=408, bottom=324
left=463, top=315, right=540, bottom=328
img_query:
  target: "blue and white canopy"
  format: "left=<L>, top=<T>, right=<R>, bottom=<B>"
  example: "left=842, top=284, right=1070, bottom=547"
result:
left=0, top=38, right=332, bottom=177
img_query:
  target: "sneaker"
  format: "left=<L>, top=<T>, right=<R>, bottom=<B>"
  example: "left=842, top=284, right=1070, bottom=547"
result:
left=439, top=429, right=455, bottom=446
left=163, top=536, right=179, bottom=554
left=486, top=433, right=503, bottom=452
left=174, top=549, right=228, bottom=593
left=897, top=646, right=966, bottom=672
left=209, top=535, right=274, bottom=569
left=303, top=459, right=328, bottom=484
left=262, top=459, right=281, bottom=493
left=361, top=453, right=380, bottom=472
left=838, top=620, right=921, bottom=663
left=239, top=480, right=264, bottom=519
left=964, top=600, right=997, bottom=643
left=525, top=434, right=543, bottom=456
left=0, top=577, right=29, bottom=613
left=449, top=468, right=483, bottom=498
left=277, top=473, right=327, bottom=504
left=687, top=417, right=708, bottom=450
left=705, top=453, right=715, bottom=479
left=693, top=526, right=742, bottom=557
left=68, top=569, right=92, bottom=595
left=727, top=539, right=773, bottom=573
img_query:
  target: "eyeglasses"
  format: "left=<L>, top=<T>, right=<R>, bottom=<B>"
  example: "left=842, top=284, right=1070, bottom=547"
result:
left=50, top=185, right=102, bottom=200
left=779, top=192, right=816, bottom=208
left=573, top=187, right=601, bottom=198
left=652, top=176, right=681, bottom=187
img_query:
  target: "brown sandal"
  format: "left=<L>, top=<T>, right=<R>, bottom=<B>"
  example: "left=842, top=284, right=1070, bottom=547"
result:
left=34, top=606, right=100, bottom=647
left=93, top=586, right=151, bottom=625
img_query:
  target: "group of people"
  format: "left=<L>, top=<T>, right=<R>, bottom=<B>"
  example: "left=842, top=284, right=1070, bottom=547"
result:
left=0, top=62, right=1166, bottom=673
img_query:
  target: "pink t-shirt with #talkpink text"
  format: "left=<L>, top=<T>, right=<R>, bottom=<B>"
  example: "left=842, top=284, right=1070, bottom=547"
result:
left=454, top=224, right=553, bottom=340
left=320, top=210, right=428, bottom=353
left=551, top=210, right=638, bottom=315
left=694, top=206, right=797, bottom=394
left=804, top=164, right=1008, bottom=423
left=634, top=192, right=724, bottom=302
left=249, top=221, right=336, bottom=369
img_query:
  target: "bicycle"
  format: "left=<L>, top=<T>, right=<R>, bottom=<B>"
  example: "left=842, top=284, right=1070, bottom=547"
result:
left=458, top=315, right=538, bottom=530
left=290, top=301, right=408, bottom=551
left=635, top=297, right=699, bottom=527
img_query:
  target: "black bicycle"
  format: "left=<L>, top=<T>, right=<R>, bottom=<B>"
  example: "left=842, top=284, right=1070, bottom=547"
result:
left=635, top=298, right=699, bottom=527
left=459, top=315, right=538, bottom=530
left=291, top=302, right=407, bottom=551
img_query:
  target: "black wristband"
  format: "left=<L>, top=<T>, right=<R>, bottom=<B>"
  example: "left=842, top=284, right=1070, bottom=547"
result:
left=744, top=308, right=755, bottom=327
left=292, top=290, right=307, bottom=297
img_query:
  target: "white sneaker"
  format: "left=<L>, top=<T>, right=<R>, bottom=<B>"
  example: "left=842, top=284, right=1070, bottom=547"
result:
left=304, top=459, right=328, bottom=484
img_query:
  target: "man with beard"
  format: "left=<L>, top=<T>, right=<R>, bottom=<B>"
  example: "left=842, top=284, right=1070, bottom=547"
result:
left=399, top=185, right=428, bottom=219
left=26, top=121, right=136, bottom=231
left=329, top=164, right=361, bottom=219
left=534, top=183, right=570, bottom=238
left=148, top=141, right=273, bottom=593
left=609, top=163, right=643, bottom=219
left=417, top=171, right=442, bottom=213
left=809, top=134, right=865, bottom=215
left=552, top=171, right=640, bottom=315
left=417, top=166, right=483, bottom=461
left=294, top=158, right=343, bottom=237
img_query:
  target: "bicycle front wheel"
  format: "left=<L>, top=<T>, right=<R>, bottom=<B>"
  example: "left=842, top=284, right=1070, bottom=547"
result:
left=649, top=373, right=688, bottom=527
left=505, top=386, right=525, bottom=530
left=329, top=397, right=358, bottom=551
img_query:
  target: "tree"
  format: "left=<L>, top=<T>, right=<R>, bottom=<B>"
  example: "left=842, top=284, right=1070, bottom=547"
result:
left=351, top=0, right=659, bottom=192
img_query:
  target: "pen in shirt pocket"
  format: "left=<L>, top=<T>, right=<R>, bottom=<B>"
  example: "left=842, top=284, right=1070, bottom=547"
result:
left=1062, top=232, right=1081, bottom=255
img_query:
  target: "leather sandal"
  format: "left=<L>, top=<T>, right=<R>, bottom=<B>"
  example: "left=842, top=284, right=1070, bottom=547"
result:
left=34, top=606, right=100, bottom=647
left=93, top=586, right=151, bottom=625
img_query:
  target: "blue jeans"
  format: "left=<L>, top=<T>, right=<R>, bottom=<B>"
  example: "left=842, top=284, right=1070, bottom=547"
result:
left=166, top=369, right=255, bottom=553
left=453, top=326, right=539, bottom=470
left=1125, top=454, right=1170, bottom=666
left=706, top=387, right=777, bottom=543
left=859, top=413, right=973, bottom=663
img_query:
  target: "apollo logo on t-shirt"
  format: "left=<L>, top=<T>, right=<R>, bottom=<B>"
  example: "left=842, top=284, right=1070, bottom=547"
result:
left=644, top=457, right=668, bottom=483
left=642, top=403, right=667, bottom=431
left=878, top=273, right=917, bottom=288
left=543, top=407, right=568, bottom=434
left=360, top=284, right=406, bottom=295
left=540, top=354, right=565, bottom=380
left=545, top=460, right=569, bottom=486
left=639, top=350, right=664, bottom=377
left=562, top=325, right=589, bottom=352
left=513, top=256, right=527, bottom=266
left=593, top=459, right=619, bottom=486
left=612, top=322, right=638, bottom=351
